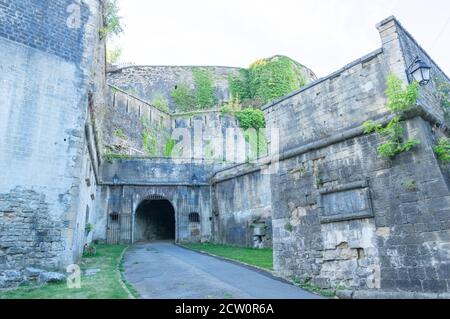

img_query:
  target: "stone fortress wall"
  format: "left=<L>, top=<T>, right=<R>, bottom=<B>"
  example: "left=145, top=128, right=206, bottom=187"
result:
left=107, top=63, right=317, bottom=112
left=1, top=0, right=450, bottom=298
left=0, top=0, right=105, bottom=287
left=210, top=17, right=450, bottom=297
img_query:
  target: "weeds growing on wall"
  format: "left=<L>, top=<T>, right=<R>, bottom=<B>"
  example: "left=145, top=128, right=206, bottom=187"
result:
left=106, top=46, right=122, bottom=64
left=141, top=117, right=158, bottom=156
left=436, top=78, right=450, bottom=123
left=434, top=137, right=450, bottom=163
left=164, top=138, right=176, bottom=157
left=192, top=68, right=217, bottom=108
left=171, top=84, right=197, bottom=112
left=104, top=150, right=131, bottom=163
left=235, top=108, right=268, bottom=160
left=150, top=92, right=170, bottom=113
left=363, top=74, right=420, bottom=159
left=228, top=69, right=251, bottom=101
left=171, top=69, right=216, bottom=111
left=113, top=128, right=126, bottom=139
left=100, top=0, right=123, bottom=39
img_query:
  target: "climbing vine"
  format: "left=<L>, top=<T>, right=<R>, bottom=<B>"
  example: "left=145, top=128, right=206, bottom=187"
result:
left=228, top=69, right=251, bottom=101
left=363, top=74, right=420, bottom=159
left=164, top=138, right=176, bottom=157
left=235, top=108, right=267, bottom=160
left=171, top=69, right=216, bottom=111
left=248, top=56, right=306, bottom=104
left=141, top=117, right=158, bottom=156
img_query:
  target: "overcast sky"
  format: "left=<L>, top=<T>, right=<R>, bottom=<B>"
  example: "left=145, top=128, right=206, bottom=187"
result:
left=112, top=0, right=450, bottom=77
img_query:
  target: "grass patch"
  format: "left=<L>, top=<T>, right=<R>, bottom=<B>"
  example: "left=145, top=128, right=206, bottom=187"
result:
left=291, top=277, right=338, bottom=298
left=0, top=245, right=135, bottom=299
left=183, top=243, right=273, bottom=271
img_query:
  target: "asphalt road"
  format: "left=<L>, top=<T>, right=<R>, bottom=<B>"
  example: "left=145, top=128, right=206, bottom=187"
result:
left=123, top=242, right=322, bottom=299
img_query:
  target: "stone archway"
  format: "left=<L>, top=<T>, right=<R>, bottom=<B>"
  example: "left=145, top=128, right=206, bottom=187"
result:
left=134, top=196, right=176, bottom=242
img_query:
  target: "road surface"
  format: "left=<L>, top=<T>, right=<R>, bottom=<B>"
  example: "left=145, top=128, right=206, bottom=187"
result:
left=122, top=242, right=322, bottom=299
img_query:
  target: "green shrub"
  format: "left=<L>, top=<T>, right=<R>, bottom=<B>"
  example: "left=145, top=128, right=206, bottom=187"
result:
left=235, top=108, right=266, bottom=130
left=100, top=0, right=123, bottom=39
left=171, top=83, right=196, bottom=111
left=434, top=137, right=450, bottom=163
left=228, top=70, right=251, bottom=101
left=363, top=74, right=420, bottom=159
left=192, top=68, right=217, bottom=108
left=106, top=46, right=122, bottom=64
left=85, top=223, right=94, bottom=233
left=248, top=56, right=306, bottom=104
left=151, top=93, right=170, bottom=113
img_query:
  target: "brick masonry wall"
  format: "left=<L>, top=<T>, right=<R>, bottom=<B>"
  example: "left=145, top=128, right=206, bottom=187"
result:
left=0, top=0, right=90, bottom=64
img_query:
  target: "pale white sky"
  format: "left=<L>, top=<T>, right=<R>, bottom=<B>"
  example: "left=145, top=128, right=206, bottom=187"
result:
left=112, top=0, right=450, bottom=77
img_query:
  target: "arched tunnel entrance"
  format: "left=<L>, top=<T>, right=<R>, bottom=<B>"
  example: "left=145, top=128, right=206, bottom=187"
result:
left=135, top=199, right=176, bottom=242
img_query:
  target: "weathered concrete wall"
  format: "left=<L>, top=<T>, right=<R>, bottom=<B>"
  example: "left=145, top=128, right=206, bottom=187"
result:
left=212, top=171, right=272, bottom=248
left=0, top=0, right=103, bottom=288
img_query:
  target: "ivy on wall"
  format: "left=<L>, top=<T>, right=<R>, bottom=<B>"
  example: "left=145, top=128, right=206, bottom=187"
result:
left=192, top=69, right=217, bottom=108
left=141, top=117, right=159, bottom=157
left=235, top=108, right=268, bottom=160
left=228, top=69, right=251, bottom=101
left=171, top=68, right=217, bottom=111
left=248, top=56, right=306, bottom=105
left=363, top=74, right=420, bottom=159
left=171, top=56, right=309, bottom=112
left=227, top=56, right=308, bottom=109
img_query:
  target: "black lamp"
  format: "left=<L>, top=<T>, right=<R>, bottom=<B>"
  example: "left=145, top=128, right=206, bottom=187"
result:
left=407, top=56, right=431, bottom=86
left=112, top=174, right=119, bottom=184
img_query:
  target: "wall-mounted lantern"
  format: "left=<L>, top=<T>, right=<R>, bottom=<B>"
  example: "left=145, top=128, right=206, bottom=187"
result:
left=407, top=56, right=431, bottom=86
left=112, top=174, right=119, bottom=184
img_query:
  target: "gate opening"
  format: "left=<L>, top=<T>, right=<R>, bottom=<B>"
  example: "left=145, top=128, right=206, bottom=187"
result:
left=135, top=199, right=175, bottom=242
